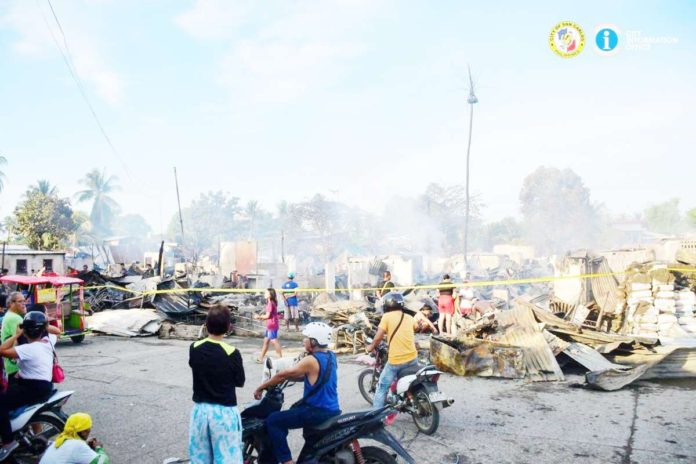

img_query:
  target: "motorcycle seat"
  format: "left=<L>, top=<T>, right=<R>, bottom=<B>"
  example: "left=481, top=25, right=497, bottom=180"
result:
left=397, top=365, right=422, bottom=379
left=8, top=389, right=58, bottom=420
left=8, top=406, right=29, bottom=420
left=308, top=409, right=377, bottom=431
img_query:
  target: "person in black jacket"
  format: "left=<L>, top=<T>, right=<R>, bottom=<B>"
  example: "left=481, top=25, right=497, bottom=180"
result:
left=188, top=305, right=245, bottom=464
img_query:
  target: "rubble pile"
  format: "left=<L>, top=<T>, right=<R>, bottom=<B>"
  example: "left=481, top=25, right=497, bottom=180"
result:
left=75, top=269, right=271, bottom=338
left=429, top=299, right=663, bottom=391
left=310, top=299, right=373, bottom=325
left=310, top=297, right=380, bottom=353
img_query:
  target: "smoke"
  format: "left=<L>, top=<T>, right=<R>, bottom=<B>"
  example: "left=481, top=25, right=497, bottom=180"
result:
left=381, top=195, right=444, bottom=256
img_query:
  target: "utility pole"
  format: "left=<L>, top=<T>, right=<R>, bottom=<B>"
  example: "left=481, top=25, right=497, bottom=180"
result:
left=281, top=229, right=285, bottom=264
left=464, top=66, right=478, bottom=272
left=173, top=167, right=185, bottom=239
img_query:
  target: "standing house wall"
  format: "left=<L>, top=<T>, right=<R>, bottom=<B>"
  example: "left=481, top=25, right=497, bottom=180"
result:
left=3, top=253, right=65, bottom=275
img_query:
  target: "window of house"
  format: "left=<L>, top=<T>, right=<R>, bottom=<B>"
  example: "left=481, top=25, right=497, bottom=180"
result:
left=43, top=259, right=53, bottom=272
left=16, top=259, right=27, bottom=275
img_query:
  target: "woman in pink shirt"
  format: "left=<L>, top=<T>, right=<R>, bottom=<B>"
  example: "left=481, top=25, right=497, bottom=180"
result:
left=254, top=288, right=283, bottom=363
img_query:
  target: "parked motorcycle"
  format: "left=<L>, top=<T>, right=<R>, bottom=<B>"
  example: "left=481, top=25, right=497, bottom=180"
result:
left=6, top=389, right=73, bottom=462
left=358, top=342, right=453, bottom=435
left=241, top=381, right=415, bottom=464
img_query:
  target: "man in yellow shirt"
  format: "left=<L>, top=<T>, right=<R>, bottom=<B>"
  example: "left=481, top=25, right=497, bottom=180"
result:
left=365, top=292, right=418, bottom=409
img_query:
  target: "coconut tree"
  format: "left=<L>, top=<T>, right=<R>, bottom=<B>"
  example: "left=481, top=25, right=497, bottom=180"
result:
left=75, top=169, right=120, bottom=237
left=29, top=179, right=58, bottom=196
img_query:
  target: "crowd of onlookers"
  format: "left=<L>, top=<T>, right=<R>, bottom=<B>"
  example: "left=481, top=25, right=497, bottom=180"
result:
left=0, top=289, right=109, bottom=462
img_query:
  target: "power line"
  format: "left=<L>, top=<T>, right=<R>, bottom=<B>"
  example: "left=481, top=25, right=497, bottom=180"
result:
left=38, top=0, right=134, bottom=182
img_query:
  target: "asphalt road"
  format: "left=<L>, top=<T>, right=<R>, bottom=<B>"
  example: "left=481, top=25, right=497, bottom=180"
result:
left=54, top=334, right=696, bottom=464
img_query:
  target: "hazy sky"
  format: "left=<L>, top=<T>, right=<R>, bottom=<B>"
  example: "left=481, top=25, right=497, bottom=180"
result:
left=1, top=0, right=694, bottom=235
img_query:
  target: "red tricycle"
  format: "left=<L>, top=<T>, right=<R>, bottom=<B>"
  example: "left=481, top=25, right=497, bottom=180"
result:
left=1, top=274, right=89, bottom=343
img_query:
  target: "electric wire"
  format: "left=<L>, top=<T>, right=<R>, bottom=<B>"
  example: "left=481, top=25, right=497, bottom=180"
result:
left=40, top=0, right=135, bottom=183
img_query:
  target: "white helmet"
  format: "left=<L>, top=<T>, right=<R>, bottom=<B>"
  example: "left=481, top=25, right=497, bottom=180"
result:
left=302, top=322, right=333, bottom=347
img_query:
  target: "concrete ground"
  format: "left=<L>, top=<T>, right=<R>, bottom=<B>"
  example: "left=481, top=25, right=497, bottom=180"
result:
left=54, top=334, right=696, bottom=464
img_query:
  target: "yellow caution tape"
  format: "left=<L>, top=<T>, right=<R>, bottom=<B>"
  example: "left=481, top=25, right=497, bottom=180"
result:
left=77, top=267, right=696, bottom=297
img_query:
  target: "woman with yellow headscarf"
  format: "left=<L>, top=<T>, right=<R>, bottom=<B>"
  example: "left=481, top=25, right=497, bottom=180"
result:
left=39, top=412, right=109, bottom=463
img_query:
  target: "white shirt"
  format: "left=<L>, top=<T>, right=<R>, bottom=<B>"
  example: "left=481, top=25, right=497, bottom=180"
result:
left=39, top=439, right=100, bottom=464
left=15, top=334, right=56, bottom=382
left=458, top=288, right=475, bottom=308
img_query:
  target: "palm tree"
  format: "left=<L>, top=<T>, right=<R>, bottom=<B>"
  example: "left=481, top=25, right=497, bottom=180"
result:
left=30, top=179, right=58, bottom=196
left=0, top=155, right=7, bottom=193
left=76, top=169, right=119, bottom=236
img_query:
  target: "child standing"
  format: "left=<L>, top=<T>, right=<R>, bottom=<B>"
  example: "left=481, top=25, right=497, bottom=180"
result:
left=254, top=288, right=283, bottom=363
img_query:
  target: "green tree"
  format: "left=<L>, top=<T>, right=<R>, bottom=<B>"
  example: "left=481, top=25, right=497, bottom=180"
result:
left=29, top=180, right=58, bottom=196
left=486, top=217, right=523, bottom=247
left=114, top=214, right=152, bottom=238
left=520, top=167, right=599, bottom=255
left=688, top=208, right=696, bottom=229
left=70, top=211, right=96, bottom=247
left=168, top=191, right=241, bottom=259
left=13, top=191, right=79, bottom=250
left=76, top=169, right=120, bottom=236
left=0, top=155, right=6, bottom=193
left=419, top=183, right=485, bottom=254
left=293, top=194, right=344, bottom=261
left=645, top=198, right=681, bottom=234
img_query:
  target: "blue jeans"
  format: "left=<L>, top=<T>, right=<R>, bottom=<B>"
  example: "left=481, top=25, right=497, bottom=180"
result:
left=373, top=358, right=419, bottom=409
left=266, top=405, right=340, bottom=463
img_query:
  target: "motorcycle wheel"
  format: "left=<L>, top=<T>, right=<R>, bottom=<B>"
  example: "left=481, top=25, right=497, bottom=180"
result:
left=357, top=368, right=377, bottom=405
left=411, top=390, right=440, bottom=435
left=15, top=413, right=65, bottom=458
left=70, top=335, right=85, bottom=344
left=361, top=446, right=398, bottom=464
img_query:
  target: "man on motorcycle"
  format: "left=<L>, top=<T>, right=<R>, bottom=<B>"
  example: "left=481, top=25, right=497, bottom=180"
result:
left=365, top=292, right=418, bottom=411
left=254, top=322, right=340, bottom=464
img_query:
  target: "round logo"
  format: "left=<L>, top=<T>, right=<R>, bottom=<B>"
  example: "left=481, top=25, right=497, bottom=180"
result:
left=594, top=24, right=620, bottom=55
left=549, top=21, right=585, bottom=58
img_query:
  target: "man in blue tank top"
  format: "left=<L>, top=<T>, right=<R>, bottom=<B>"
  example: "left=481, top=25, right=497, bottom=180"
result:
left=254, top=322, right=340, bottom=464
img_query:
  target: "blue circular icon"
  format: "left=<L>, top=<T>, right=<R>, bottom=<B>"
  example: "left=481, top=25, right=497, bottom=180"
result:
left=595, top=28, right=618, bottom=51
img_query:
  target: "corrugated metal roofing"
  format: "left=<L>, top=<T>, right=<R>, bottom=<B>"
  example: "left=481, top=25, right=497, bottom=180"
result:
left=495, top=305, right=565, bottom=382
left=591, top=257, right=621, bottom=316
left=563, top=342, right=627, bottom=372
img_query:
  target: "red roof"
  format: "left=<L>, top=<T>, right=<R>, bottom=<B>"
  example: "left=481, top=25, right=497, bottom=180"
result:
left=43, top=276, right=84, bottom=286
left=0, top=275, right=84, bottom=286
left=0, top=275, right=50, bottom=285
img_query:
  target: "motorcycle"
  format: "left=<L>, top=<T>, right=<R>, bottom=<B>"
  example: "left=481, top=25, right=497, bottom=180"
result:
left=358, top=342, right=453, bottom=435
left=6, top=389, right=73, bottom=462
left=241, top=381, right=415, bottom=464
